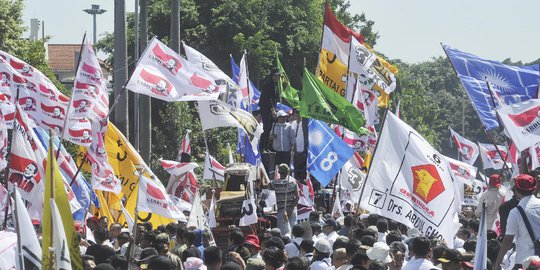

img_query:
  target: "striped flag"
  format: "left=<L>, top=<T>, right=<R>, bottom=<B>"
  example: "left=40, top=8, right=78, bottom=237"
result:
left=203, top=152, right=225, bottom=181
left=180, top=129, right=191, bottom=157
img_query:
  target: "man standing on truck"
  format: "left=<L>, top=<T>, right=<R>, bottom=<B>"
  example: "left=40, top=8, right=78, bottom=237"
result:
left=269, top=164, right=300, bottom=237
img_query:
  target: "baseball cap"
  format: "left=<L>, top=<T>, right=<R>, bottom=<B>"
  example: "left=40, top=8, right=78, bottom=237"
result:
left=244, top=234, right=260, bottom=249
left=277, top=110, right=288, bottom=117
left=515, top=174, right=537, bottom=191
left=324, top=219, right=337, bottom=228
left=489, top=174, right=502, bottom=188
left=314, top=239, right=332, bottom=253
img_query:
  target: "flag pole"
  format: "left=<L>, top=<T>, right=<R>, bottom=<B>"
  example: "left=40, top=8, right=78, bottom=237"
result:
left=56, top=33, right=87, bottom=160
left=12, top=191, right=24, bottom=269
left=48, top=131, right=55, bottom=270
left=126, top=167, right=144, bottom=269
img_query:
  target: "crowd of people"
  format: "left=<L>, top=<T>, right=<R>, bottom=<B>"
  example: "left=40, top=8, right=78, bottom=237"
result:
left=74, top=171, right=540, bottom=270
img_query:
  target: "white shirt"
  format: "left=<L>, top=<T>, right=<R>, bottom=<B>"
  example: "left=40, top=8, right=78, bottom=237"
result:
left=475, top=187, right=506, bottom=228
left=377, top=232, right=387, bottom=243
left=453, top=237, right=465, bottom=249
left=506, top=195, right=540, bottom=264
left=291, top=120, right=304, bottom=152
left=402, top=257, right=441, bottom=270
left=310, top=258, right=332, bottom=270
left=284, top=237, right=303, bottom=258
left=319, top=231, right=339, bottom=247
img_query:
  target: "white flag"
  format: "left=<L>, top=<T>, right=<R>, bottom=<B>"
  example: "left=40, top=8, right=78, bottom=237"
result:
left=197, top=100, right=262, bottom=154
left=462, top=179, right=487, bottom=206
left=238, top=52, right=253, bottom=109
left=183, top=42, right=236, bottom=91
left=120, top=203, right=134, bottom=233
left=529, top=142, right=540, bottom=171
left=239, top=198, right=257, bottom=226
left=227, top=143, right=234, bottom=165
left=161, top=159, right=199, bottom=176
left=0, top=231, right=17, bottom=269
left=449, top=127, right=479, bottom=165
left=208, top=191, right=217, bottom=229
left=50, top=199, right=72, bottom=270
left=203, top=153, right=225, bottom=181
left=353, top=84, right=378, bottom=126
left=0, top=112, right=7, bottom=171
left=14, top=189, right=41, bottom=269
left=498, top=99, right=540, bottom=151
left=126, top=38, right=220, bottom=102
left=187, top=192, right=217, bottom=246
left=331, top=192, right=344, bottom=220
left=478, top=143, right=511, bottom=170
left=339, top=154, right=366, bottom=204
left=138, top=175, right=186, bottom=221
left=359, top=112, right=460, bottom=246
left=474, top=203, right=488, bottom=270
left=446, top=156, right=477, bottom=185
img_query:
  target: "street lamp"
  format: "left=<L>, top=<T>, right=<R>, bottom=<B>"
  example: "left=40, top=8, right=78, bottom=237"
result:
left=83, top=4, right=107, bottom=44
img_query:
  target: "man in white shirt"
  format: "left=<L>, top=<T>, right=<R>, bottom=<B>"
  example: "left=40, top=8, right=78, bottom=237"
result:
left=495, top=174, right=540, bottom=270
left=284, top=224, right=305, bottom=258
left=290, top=110, right=307, bottom=180
left=270, top=110, right=295, bottom=166
left=402, top=236, right=441, bottom=270
left=319, top=219, right=339, bottom=247
left=475, top=173, right=506, bottom=229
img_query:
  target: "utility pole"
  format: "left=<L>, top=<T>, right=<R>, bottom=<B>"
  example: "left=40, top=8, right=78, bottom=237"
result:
left=113, top=0, right=129, bottom=137
left=139, top=0, right=152, bottom=163
left=170, top=0, right=181, bottom=53
left=83, top=4, right=107, bottom=44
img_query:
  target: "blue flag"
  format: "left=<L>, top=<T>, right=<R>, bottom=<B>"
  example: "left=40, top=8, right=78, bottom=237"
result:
left=307, top=119, right=353, bottom=187
left=443, top=45, right=539, bottom=130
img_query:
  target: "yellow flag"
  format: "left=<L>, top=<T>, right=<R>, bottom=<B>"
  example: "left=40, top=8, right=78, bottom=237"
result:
left=78, top=123, right=174, bottom=227
left=43, top=135, right=83, bottom=269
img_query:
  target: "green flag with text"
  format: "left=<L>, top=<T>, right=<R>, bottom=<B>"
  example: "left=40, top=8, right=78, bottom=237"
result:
left=276, top=52, right=300, bottom=109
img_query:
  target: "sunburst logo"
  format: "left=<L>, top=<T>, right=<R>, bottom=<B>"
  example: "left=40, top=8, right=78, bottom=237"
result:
left=478, top=69, right=513, bottom=92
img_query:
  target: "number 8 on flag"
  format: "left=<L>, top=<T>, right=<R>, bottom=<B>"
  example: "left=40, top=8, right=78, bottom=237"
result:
left=307, top=119, right=354, bottom=187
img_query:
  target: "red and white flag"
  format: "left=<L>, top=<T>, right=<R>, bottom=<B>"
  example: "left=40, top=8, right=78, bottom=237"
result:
left=167, top=171, right=198, bottom=203
left=498, top=99, right=540, bottom=151
left=0, top=112, right=7, bottom=171
left=161, top=159, right=199, bottom=176
left=478, top=143, right=511, bottom=170
left=445, top=156, right=477, bottom=185
left=126, top=38, right=220, bottom=102
left=8, top=105, right=45, bottom=208
left=86, top=121, right=122, bottom=194
left=528, top=142, right=540, bottom=171
left=70, top=41, right=109, bottom=122
left=183, top=42, right=234, bottom=92
left=353, top=84, right=378, bottom=126
left=203, top=153, right=225, bottom=181
left=449, top=127, right=479, bottom=165
left=180, top=129, right=191, bottom=156
left=138, top=175, right=186, bottom=220
left=237, top=52, right=252, bottom=109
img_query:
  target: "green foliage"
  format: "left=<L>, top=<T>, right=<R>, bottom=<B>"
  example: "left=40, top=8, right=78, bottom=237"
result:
left=0, top=0, right=25, bottom=52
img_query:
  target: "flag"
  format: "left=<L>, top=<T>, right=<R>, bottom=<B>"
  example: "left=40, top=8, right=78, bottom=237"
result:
left=474, top=203, right=488, bottom=270
left=180, top=129, right=192, bottom=157
left=529, top=142, right=540, bottom=171
left=183, top=42, right=236, bottom=91
left=69, top=40, right=109, bottom=122
left=497, top=99, right=540, bottom=151
left=42, top=135, right=82, bottom=269
left=339, top=152, right=366, bottom=204
left=276, top=52, right=300, bottom=109
left=395, top=100, right=401, bottom=118
left=78, top=123, right=175, bottom=228
left=449, top=127, right=479, bottom=165
left=187, top=192, right=217, bottom=245
left=359, top=112, right=460, bottom=246
left=161, top=160, right=199, bottom=176
left=86, top=121, right=122, bottom=194
left=353, top=83, right=379, bottom=126
left=197, top=100, right=263, bottom=154
left=126, top=37, right=221, bottom=102
left=0, top=231, right=17, bottom=269
left=443, top=45, right=540, bottom=130
left=8, top=105, right=45, bottom=209
left=239, top=198, right=258, bottom=226
left=0, top=112, right=7, bottom=171
left=307, top=119, right=354, bottom=187
left=208, top=191, right=217, bottom=228
left=478, top=143, right=511, bottom=170
left=120, top=203, right=134, bottom=233
left=446, top=156, right=478, bottom=185
left=0, top=185, right=10, bottom=225
left=138, top=174, right=186, bottom=221
left=462, top=179, right=488, bottom=206
left=50, top=199, right=72, bottom=270
left=331, top=191, right=344, bottom=220
left=348, top=37, right=396, bottom=94
left=166, top=170, right=198, bottom=204
left=296, top=177, right=315, bottom=221
left=0, top=50, right=93, bottom=146
left=237, top=52, right=253, bottom=109
left=203, top=153, right=225, bottom=181
left=13, top=189, right=41, bottom=269
left=301, top=69, right=369, bottom=136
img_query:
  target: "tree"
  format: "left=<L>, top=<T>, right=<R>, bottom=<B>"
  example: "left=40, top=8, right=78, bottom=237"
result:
left=0, top=0, right=24, bottom=52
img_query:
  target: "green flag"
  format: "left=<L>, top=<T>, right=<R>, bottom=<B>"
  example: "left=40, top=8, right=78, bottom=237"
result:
left=276, top=51, right=300, bottom=109
left=300, top=68, right=369, bottom=135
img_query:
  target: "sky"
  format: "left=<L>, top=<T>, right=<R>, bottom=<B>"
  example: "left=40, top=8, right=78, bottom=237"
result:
left=22, top=0, right=539, bottom=64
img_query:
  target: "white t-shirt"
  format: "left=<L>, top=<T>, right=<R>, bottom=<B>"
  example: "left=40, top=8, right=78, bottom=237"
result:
left=284, top=237, right=303, bottom=258
left=402, top=257, right=441, bottom=270
left=506, top=195, right=540, bottom=264
left=310, top=258, right=332, bottom=270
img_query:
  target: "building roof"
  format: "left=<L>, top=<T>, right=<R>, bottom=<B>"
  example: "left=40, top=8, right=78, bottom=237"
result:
left=48, top=44, right=81, bottom=71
